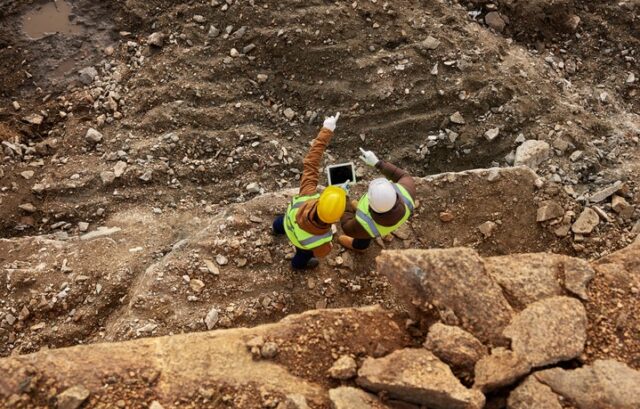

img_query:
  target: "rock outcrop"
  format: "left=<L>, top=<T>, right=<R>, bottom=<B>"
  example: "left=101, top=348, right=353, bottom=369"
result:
left=377, top=248, right=514, bottom=345
left=328, top=387, right=389, bottom=409
left=535, top=360, right=640, bottom=409
left=0, top=307, right=410, bottom=408
left=474, top=348, right=532, bottom=393
left=507, top=375, right=562, bottom=409
left=356, top=349, right=485, bottom=409
left=424, top=323, right=487, bottom=374
left=503, top=296, right=587, bottom=367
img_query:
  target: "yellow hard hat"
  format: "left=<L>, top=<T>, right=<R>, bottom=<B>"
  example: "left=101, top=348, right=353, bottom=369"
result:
left=317, top=185, right=347, bottom=224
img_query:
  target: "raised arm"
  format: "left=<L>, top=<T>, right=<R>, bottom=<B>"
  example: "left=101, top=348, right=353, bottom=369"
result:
left=299, top=113, right=340, bottom=196
left=359, top=148, right=416, bottom=200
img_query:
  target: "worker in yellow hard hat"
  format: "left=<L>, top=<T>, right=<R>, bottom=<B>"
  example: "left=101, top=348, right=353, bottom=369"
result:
left=272, top=113, right=346, bottom=269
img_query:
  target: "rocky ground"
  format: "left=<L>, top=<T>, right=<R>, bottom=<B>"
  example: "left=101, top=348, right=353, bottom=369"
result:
left=0, top=0, right=639, bottom=408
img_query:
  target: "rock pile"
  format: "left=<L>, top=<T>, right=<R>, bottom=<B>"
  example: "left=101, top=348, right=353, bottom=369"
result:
left=0, top=243, right=639, bottom=407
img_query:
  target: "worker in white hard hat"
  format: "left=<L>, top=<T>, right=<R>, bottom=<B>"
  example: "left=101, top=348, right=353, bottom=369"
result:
left=338, top=148, right=416, bottom=251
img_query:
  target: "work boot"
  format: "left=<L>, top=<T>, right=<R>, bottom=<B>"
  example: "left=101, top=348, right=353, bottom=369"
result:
left=293, top=257, right=319, bottom=270
left=338, top=235, right=365, bottom=252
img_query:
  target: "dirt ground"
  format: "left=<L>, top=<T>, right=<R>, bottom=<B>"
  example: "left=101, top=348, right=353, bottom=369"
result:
left=0, top=0, right=639, bottom=392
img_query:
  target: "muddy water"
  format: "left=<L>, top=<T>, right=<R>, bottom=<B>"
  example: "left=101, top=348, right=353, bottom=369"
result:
left=22, top=0, right=84, bottom=39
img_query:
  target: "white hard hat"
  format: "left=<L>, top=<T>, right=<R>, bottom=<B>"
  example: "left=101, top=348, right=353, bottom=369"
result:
left=368, top=178, right=397, bottom=213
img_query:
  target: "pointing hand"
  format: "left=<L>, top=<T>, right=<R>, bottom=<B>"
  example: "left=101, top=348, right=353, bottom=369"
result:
left=359, top=147, right=379, bottom=167
left=323, top=112, right=340, bottom=132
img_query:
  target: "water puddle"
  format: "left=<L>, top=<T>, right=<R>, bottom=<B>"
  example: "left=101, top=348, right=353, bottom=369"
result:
left=22, top=0, right=85, bottom=39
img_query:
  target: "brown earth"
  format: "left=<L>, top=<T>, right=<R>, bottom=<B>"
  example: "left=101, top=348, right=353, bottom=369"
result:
left=0, top=0, right=639, bottom=407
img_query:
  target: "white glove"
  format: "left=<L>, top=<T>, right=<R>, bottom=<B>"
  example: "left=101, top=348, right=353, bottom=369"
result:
left=359, top=147, right=379, bottom=167
left=323, top=112, right=340, bottom=131
left=337, top=181, right=351, bottom=193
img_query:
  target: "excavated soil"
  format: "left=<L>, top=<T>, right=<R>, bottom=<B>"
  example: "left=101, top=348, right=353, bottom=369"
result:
left=0, top=0, right=639, bottom=391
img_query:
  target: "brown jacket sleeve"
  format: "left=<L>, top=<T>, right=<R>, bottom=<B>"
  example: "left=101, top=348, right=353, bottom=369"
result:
left=340, top=210, right=374, bottom=239
left=299, top=127, right=334, bottom=196
left=376, top=160, right=416, bottom=200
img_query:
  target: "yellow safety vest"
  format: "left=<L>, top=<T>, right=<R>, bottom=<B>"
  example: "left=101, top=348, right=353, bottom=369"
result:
left=284, top=194, right=334, bottom=250
left=355, top=184, right=414, bottom=238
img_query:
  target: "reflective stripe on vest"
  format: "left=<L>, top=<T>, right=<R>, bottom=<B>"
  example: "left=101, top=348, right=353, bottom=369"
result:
left=284, top=194, right=333, bottom=250
left=355, top=183, right=414, bottom=238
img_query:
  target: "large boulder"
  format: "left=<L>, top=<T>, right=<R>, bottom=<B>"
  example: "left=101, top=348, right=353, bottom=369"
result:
left=473, top=348, right=531, bottom=393
left=0, top=307, right=409, bottom=408
left=356, top=348, right=485, bottom=409
left=377, top=248, right=513, bottom=345
left=424, top=323, right=487, bottom=373
left=328, top=387, right=390, bottom=409
left=484, top=253, right=594, bottom=305
left=484, top=254, right=564, bottom=306
left=535, top=360, right=640, bottom=409
left=507, top=375, right=562, bottom=409
left=503, top=296, right=587, bottom=367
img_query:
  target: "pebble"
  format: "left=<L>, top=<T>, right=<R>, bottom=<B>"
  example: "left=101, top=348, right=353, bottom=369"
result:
left=439, top=211, right=454, bottom=222
left=570, top=150, right=584, bottom=162
left=283, top=108, right=295, bottom=120
left=78, top=67, right=98, bottom=85
left=450, top=112, right=465, bottom=125
left=20, top=170, right=34, bottom=180
left=246, top=182, right=260, bottom=193
left=478, top=221, right=497, bottom=238
left=19, top=203, right=37, bottom=213
left=514, top=140, right=550, bottom=170
left=190, top=279, right=205, bottom=293
left=216, top=254, right=229, bottom=266
left=485, top=11, right=506, bottom=32
left=422, top=36, right=440, bottom=50
left=208, top=25, right=220, bottom=38
left=139, top=170, right=153, bottom=182
left=484, top=127, right=500, bottom=141
left=204, top=259, right=220, bottom=275
left=328, top=355, right=358, bottom=380
left=611, top=195, right=634, bottom=219
left=537, top=201, right=564, bottom=222
left=257, top=74, right=269, bottom=83
left=193, top=15, right=206, bottom=23
left=204, top=308, right=219, bottom=330
left=149, top=401, right=164, bottom=409
left=100, top=171, right=116, bottom=185
left=24, top=114, right=44, bottom=125
left=114, top=161, right=127, bottom=178
left=572, top=208, right=600, bottom=234
left=78, top=222, right=89, bottom=232
left=147, top=32, right=165, bottom=48
left=430, top=63, right=439, bottom=76
left=588, top=182, right=623, bottom=203
left=261, top=342, right=279, bottom=359
left=12, top=101, right=20, bottom=111
left=86, top=128, right=103, bottom=143
left=5, top=313, right=16, bottom=326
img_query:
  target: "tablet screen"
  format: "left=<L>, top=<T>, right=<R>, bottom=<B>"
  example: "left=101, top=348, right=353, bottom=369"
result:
left=327, top=163, right=355, bottom=185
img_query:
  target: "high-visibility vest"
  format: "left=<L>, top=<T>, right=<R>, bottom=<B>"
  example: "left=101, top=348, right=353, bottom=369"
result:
left=284, top=194, right=333, bottom=250
left=355, top=183, right=414, bottom=238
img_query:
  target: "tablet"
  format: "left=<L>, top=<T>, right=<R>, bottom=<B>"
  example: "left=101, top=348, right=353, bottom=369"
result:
left=326, top=162, right=356, bottom=186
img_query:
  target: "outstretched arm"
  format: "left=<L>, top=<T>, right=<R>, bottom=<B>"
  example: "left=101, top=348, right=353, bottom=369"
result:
left=375, top=160, right=416, bottom=200
left=299, top=113, right=340, bottom=196
left=359, top=148, right=416, bottom=200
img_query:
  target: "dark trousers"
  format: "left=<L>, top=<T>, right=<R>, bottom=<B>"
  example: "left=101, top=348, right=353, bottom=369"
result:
left=273, top=215, right=315, bottom=269
left=353, top=238, right=372, bottom=250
